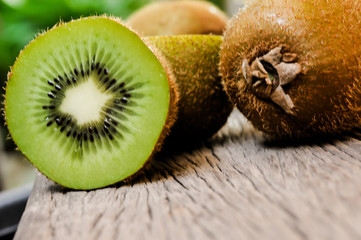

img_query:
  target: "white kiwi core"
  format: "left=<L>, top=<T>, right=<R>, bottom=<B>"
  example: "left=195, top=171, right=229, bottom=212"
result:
left=59, top=76, right=113, bottom=125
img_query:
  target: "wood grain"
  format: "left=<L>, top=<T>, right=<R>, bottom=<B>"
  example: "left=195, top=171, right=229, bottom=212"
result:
left=14, top=110, right=361, bottom=240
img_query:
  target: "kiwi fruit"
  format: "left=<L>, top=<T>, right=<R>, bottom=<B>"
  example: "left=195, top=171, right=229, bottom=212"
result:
left=127, top=0, right=229, bottom=36
left=4, top=16, right=179, bottom=190
left=220, top=0, right=361, bottom=139
left=147, top=35, right=234, bottom=144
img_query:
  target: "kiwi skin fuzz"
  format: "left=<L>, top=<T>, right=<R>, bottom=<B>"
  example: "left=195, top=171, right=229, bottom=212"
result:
left=4, top=16, right=179, bottom=189
left=220, top=0, right=361, bottom=139
left=147, top=35, right=234, bottom=145
left=127, top=0, right=229, bottom=36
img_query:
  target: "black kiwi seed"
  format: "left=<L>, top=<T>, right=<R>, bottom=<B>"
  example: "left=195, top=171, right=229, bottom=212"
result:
left=121, top=97, right=128, bottom=104
left=48, top=80, right=54, bottom=86
left=47, top=121, right=53, bottom=127
left=55, top=85, right=61, bottom=90
left=93, top=127, right=98, bottom=135
left=107, top=79, right=116, bottom=89
left=48, top=92, right=56, bottom=99
left=104, top=125, right=109, bottom=134
left=118, top=82, right=125, bottom=89
left=111, top=119, right=118, bottom=126
left=46, top=106, right=54, bottom=109
left=74, top=68, right=78, bottom=76
left=55, top=117, right=61, bottom=125
left=113, top=84, right=122, bottom=92
left=104, top=120, right=111, bottom=127
left=104, top=68, right=109, bottom=75
left=91, top=63, right=95, bottom=70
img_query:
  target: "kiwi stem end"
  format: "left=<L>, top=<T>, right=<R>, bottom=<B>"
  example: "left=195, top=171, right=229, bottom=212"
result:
left=242, top=46, right=301, bottom=115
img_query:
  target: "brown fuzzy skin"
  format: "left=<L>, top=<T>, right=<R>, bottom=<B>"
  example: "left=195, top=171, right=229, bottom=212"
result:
left=147, top=35, right=234, bottom=144
left=127, top=0, right=228, bottom=36
left=220, top=0, right=361, bottom=139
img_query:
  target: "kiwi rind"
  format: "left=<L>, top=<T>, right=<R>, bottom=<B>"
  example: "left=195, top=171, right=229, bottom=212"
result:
left=4, top=16, right=179, bottom=189
left=147, top=35, right=234, bottom=145
left=220, top=0, right=361, bottom=139
left=127, top=0, right=229, bottom=36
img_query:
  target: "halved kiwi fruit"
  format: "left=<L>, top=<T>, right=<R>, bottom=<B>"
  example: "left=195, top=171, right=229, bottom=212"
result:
left=4, top=16, right=178, bottom=190
left=220, top=0, right=361, bottom=139
left=127, top=0, right=229, bottom=36
left=147, top=35, right=234, bottom=144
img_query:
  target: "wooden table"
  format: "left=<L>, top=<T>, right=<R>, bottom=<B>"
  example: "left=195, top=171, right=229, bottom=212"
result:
left=14, top=110, right=361, bottom=240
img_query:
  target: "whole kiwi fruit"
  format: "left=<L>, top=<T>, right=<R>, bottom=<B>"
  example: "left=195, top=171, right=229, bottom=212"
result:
left=127, top=0, right=229, bottom=36
left=4, top=16, right=179, bottom=190
left=220, top=0, right=361, bottom=139
left=147, top=35, right=234, bottom=145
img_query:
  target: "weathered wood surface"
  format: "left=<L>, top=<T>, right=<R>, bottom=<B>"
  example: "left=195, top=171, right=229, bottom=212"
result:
left=14, top=110, right=361, bottom=240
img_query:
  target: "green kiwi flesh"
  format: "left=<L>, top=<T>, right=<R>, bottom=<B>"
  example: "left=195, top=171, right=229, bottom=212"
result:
left=220, top=0, right=361, bottom=139
left=147, top=35, right=234, bottom=144
left=5, top=16, right=176, bottom=189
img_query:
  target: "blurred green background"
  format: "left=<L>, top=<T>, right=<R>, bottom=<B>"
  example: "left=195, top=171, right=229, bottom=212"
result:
left=0, top=0, right=227, bottom=190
